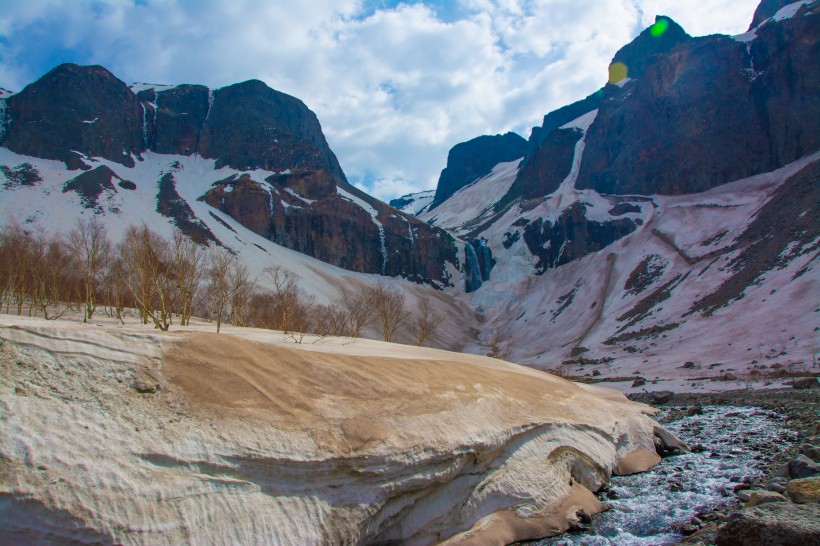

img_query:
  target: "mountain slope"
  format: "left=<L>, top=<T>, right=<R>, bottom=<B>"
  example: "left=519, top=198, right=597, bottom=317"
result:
left=0, top=64, right=461, bottom=287
left=408, top=1, right=820, bottom=385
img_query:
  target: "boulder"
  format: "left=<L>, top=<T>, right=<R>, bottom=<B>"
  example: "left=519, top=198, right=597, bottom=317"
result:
left=788, top=455, right=820, bottom=479
left=790, top=377, right=820, bottom=390
left=787, top=477, right=820, bottom=504
left=716, top=503, right=820, bottom=546
left=746, top=490, right=787, bottom=507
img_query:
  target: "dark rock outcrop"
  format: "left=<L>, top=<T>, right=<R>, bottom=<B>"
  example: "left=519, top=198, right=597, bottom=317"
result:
left=715, top=502, right=820, bottom=546
left=2, top=64, right=143, bottom=168
left=526, top=90, right=603, bottom=154
left=156, top=168, right=217, bottom=245
left=202, top=175, right=458, bottom=285
left=147, top=84, right=210, bottom=156
left=1, top=163, right=42, bottom=189
left=575, top=6, right=820, bottom=195
left=499, top=128, right=583, bottom=207
left=522, top=202, right=637, bottom=274
left=62, top=166, right=120, bottom=210
left=431, top=132, right=527, bottom=208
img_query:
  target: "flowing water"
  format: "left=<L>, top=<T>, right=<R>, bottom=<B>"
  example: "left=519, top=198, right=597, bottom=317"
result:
left=538, top=405, right=795, bottom=545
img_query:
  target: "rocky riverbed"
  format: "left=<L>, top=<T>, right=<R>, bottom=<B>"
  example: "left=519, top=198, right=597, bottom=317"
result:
left=530, top=387, right=819, bottom=545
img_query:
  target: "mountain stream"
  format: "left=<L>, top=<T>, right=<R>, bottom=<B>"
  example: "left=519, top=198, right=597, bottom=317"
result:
left=538, top=405, right=794, bottom=545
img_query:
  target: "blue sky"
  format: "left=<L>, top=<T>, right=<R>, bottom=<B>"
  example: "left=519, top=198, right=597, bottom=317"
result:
left=0, top=0, right=761, bottom=200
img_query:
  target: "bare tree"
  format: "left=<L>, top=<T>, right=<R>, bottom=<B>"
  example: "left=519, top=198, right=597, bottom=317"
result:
left=485, top=329, right=511, bottom=360
left=370, top=280, right=406, bottom=343
left=262, top=265, right=301, bottom=332
left=119, top=225, right=174, bottom=331
left=206, top=247, right=236, bottom=333
left=67, top=218, right=111, bottom=322
left=172, top=230, right=204, bottom=326
left=229, top=262, right=255, bottom=327
left=410, top=296, right=442, bottom=346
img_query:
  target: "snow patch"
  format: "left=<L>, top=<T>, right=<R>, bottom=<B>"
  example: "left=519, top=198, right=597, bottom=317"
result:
left=772, top=0, right=813, bottom=22
left=129, top=82, right=177, bottom=94
left=284, top=188, right=315, bottom=205
left=81, top=118, right=99, bottom=124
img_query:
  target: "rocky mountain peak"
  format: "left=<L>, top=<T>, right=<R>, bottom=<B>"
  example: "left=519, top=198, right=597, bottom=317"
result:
left=609, top=15, right=690, bottom=83
left=1, top=63, right=144, bottom=169
left=431, top=132, right=527, bottom=209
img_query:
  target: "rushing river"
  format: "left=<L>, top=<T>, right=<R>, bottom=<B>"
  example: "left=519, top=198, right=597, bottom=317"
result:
left=538, top=405, right=796, bottom=546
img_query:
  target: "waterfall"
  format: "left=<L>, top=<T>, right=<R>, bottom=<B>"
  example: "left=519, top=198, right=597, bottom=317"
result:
left=378, top=223, right=387, bottom=275
left=464, top=243, right=483, bottom=293
left=140, top=102, right=148, bottom=149
left=477, top=239, right=492, bottom=281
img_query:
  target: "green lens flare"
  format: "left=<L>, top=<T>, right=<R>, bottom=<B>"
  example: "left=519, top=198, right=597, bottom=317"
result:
left=650, top=18, right=670, bottom=37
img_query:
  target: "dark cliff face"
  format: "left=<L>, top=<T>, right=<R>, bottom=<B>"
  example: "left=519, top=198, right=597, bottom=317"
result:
left=200, top=80, right=346, bottom=179
left=522, top=203, right=637, bottom=274
left=2, top=64, right=143, bottom=168
left=431, top=132, right=527, bottom=208
left=574, top=4, right=819, bottom=195
left=202, top=174, right=458, bottom=285
left=499, top=128, right=583, bottom=208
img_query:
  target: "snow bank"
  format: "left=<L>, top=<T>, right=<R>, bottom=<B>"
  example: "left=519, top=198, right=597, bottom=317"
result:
left=0, top=315, right=674, bottom=545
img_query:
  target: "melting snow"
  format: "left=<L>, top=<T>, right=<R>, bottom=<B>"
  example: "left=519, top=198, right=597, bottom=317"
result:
left=81, top=118, right=99, bottom=124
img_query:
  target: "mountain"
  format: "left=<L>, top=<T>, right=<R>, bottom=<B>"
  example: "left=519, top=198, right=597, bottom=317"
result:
left=399, top=0, right=819, bottom=383
left=0, top=64, right=461, bottom=288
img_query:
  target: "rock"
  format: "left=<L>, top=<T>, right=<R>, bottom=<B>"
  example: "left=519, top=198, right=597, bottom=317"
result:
left=737, top=490, right=752, bottom=502
left=790, top=377, right=820, bottom=390
left=787, top=477, right=820, bottom=504
left=716, top=502, right=820, bottom=546
left=746, top=490, right=787, bottom=507
left=652, top=391, right=674, bottom=405
left=799, top=444, right=820, bottom=462
left=632, top=377, right=647, bottom=388
left=766, top=482, right=787, bottom=494
left=687, top=406, right=704, bottom=416
left=683, top=361, right=696, bottom=369
left=14, top=386, right=27, bottom=396
left=788, top=455, right=820, bottom=479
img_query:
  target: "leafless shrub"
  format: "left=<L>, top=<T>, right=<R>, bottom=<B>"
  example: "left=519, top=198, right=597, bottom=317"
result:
left=369, top=280, right=406, bottom=343
left=410, top=296, right=442, bottom=346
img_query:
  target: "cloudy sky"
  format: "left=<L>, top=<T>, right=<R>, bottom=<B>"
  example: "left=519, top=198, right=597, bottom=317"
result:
left=1, top=0, right=761, bottom=200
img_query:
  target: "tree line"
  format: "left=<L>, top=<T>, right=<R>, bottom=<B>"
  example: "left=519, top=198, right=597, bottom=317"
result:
left=0, top=219, right=442, bottom=345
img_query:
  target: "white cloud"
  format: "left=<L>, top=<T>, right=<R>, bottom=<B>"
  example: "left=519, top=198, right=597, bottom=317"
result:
left=0, top=0, right=763, bottom=199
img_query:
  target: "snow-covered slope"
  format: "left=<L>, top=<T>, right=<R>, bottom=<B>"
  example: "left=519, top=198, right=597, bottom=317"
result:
left=0, top=314, right=680, bottom=545
left=424, top=148, right=819, bottom=390
left=0, top=147, right=478, bottom=349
